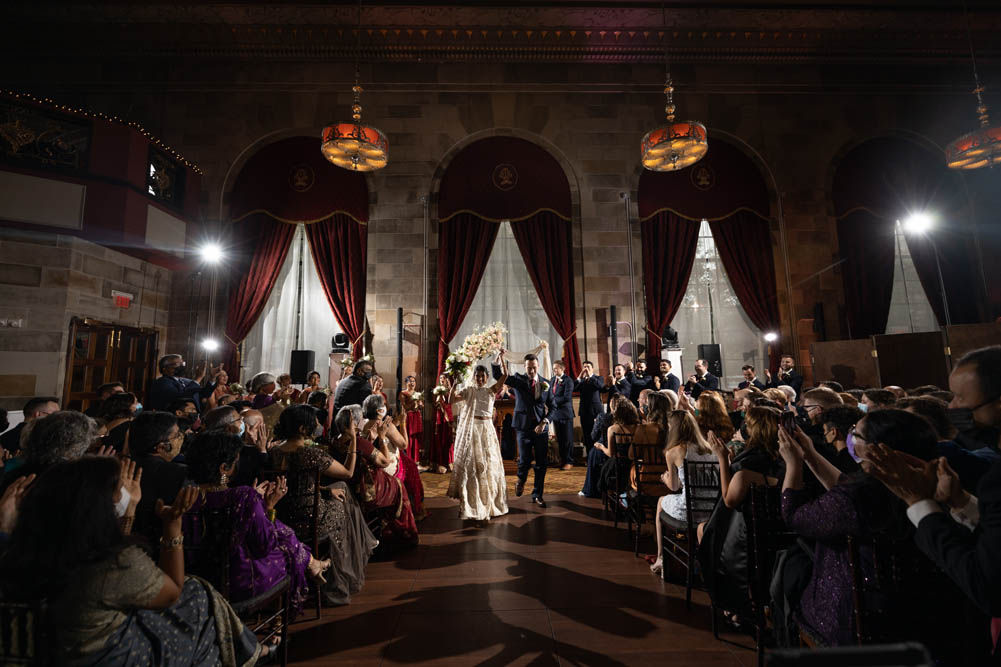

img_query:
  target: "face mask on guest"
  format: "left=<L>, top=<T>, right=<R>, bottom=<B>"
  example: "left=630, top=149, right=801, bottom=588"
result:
left=377, top=406, right=388, bottom=418
left=174, top=363, right=187, bottom=377
left=858, top=403, right=869, bottom=414
left=114, top=487, right=132, bottom=517
left=237, top=420, right=246, bottom=437
left=133, top=403, right=143, bottom=415
left=845, top=432, right=863, bottom=463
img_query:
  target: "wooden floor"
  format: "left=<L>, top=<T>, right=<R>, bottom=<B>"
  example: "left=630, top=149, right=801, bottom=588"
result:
left=286, top=494, right=755, bottom=666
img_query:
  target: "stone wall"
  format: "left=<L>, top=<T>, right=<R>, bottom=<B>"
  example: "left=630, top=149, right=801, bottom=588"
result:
left=0, top=229, right=171, bottom=411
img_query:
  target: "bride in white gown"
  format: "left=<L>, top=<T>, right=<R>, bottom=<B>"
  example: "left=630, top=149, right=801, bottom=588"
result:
left=446, top=354, right=510, bottom=521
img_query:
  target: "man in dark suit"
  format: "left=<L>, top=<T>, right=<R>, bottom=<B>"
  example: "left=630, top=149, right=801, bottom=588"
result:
left=84, top=381, right=125, bottom=418
left=602, top=364, right=632, bottom=407
left=127, top=410, right=189, bottom=541
left=494, top=352, right=555, bottom=507
left=766, top=354, right=804, bottom=397
left=550, top=360, right=575, bottom=470
left=684, top=359, right=719, bottom=399
left=333, top=360, right=374, bottom=412
left=0, top=396, right=59, bottom=454
left=869, top=346, right=1001, bottom=652
left=147, top=354, right=217, bottom=412
left=575, top=360, right=604, bottom=456
left=654, top=359, right=681, bottom=393
left=737, top=364, right=766, bottom=391
left=627, top=360, right=655, bottom=405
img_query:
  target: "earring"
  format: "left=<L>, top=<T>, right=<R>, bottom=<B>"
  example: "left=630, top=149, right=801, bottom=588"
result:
left=220, top=472, right=229, bottom=486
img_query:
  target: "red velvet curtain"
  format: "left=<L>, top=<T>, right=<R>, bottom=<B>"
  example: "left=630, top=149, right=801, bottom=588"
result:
left=306, top=214, right=368, bottom=359
left=709, top=211, right=783, bottom=370
left=223, top=215, right=297, bottom=379
left=510, top=210, right=583, bottom=376
left=641, top=212, right=700, bottom=365
left=836, top=210, right=896, bottom=338
left=437, top=212, right=499, bottom=374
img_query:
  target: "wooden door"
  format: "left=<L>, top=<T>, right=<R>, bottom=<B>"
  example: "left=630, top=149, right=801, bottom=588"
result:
left=64, top=319, right=158, bottom=413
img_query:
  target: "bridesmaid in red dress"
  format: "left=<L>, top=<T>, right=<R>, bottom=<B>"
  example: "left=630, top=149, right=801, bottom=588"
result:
left=431, top=374, right=455, bottom=474
left=399, top=376, right=423, bottom=464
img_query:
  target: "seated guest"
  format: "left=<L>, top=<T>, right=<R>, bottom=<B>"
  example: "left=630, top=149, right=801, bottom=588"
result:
left=637, top=388, right=654, bottom=418
left=820, top=405, right=865, bottom=473
left=202, top=405, right=266, bottom=489
left=333, top=360, right=374, bottom=412
left=270, top=404, right=377, bottom=605
left=273, top=373, right=300, bottom=406
left=896, top=395, right=999, bottom=493
left=183, top=430, right=330, bottom=618
left=819, top=380, right=845, bottom=393
left=929, top=389, right=955, bottom=404
left=738, top=365, right=766, bottom=391
left=204, top=369, right=231, bottom=410
left=684, top=359, right=719, bottom=400
left=361, top=394, right=426, bottom=521
left=249, top=372, right=278, bottom=410
left=580, top=394, right=625, bottom=498
left=861, top=388, right=896, bottom=412
left=650, top=410, right=716, bottom=575
left=660, top=388, right=680, bottom=411
left=883, top=385, right=906, bottom=400
left=147, top=354, right=217, bottom=412
left=0, top=457, right=268, bottom=665
left=801, top=388, right=844, bottom=427
left=696, top=391, right=735, bottom=443
left=777, top=385, right=798, bottom=406
left=0, top=411, right=96, bottom=493
left=297, top=370, right=325, bottom=404
left=0, top=396, right=59, bottom=455
left=167, top=398, right=199, bottom=434
left=99, top=392, right=140, bottom=454
left=846, top=388, right=864, bottom=404
left=337, top=405, right=418, bottom=550
left=85, top=381, right=125, bottom=418
left=128, top=411, right=188, bottom=539
left=838, top=392, right=859, bottom=408
left=597, top=398, right=642, bottom=497
left=698, top=406, right=784, bottom=620
left=763, top=387, right=789, bottom=410
left=630, top=392, right=672, bottom=491
left=779, top=409, right=940, bottom=647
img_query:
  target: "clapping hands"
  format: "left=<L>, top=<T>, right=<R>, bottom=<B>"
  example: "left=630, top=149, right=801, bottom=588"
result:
left=0, top=473, right=35, bottom=534
left=155, top=486, right=200, bottom=524
left=866, top=445, right=940, bottom=506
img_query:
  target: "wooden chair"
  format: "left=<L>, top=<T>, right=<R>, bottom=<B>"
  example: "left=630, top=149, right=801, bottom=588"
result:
left=661, top=459, right=721, bottom=607
left=602, top=431, right=633, bottom=530
left=184, top=505, right=291, bottom=667
left=0, top=600, right=46, bottom=665
left=626, top=440, right=669, bottom=556
left=744, top=483, right=798, bottom=667
left=267, top=464, right=328, bottom=620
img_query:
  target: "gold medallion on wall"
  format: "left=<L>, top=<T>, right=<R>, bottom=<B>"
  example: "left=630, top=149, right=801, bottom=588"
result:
left=492, top=163, right=518, bottom=191
left=289, top=164, right=315, bottom=193
left=690, top=164, right=715, bottom=191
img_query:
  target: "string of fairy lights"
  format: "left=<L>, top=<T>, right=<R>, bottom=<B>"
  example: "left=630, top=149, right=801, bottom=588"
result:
left=2, top=89, right=203, bottom=175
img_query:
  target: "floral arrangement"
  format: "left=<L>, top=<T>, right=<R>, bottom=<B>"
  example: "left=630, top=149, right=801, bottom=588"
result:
left=338, top=357, right=354, bottom=369
left=444, top=322, right=508, bottom=382
left=412, top=391, right=424, bottom=403
left=432, top=385, right=448, bottom=398
left=229, top=382, right=247, bottom=396
left=360, top=354, right=375, bottom=364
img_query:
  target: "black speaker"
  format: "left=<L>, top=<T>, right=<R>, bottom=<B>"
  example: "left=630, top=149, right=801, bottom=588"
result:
left=331, top=333, right=350, bottom=353
left=697, top=343, right=723, bottom=378
left=289, top=350, right=315, bottom=385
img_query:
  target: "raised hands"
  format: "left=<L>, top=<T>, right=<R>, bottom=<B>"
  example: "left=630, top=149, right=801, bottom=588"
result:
left=0, top=473, right=35, bottom=534
left=866, top=444, right=938, bottom=506
left=777, top=427, right=804, bottom=466
left=119, top=458, right=143, bottom=510
left=155, top=485, right=200, bottom=524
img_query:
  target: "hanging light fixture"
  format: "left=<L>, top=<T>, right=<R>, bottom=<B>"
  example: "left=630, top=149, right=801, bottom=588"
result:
left=945, top=2, right=1001, bottom=170
left=321, top=2, right=388, bottom=172
left=641, top=3, right=707, bottom=172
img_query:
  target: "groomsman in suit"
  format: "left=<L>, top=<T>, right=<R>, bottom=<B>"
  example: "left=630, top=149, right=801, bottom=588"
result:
left=654, top=359, right=682, bottom=393
left=550, top=361, right=576, bottom=470
left=766, top=354, right=804, bottom=397
left=627, top=360, right=655, bottom=405
left=684, top=359, right=719, bottom=399
left=575, top=360, right=604, bottom=456
left=738, top=364, right=766, bottom=391
left=494, top=352, right=555, bottom=508
left=603, top=364, right=632, bottom=407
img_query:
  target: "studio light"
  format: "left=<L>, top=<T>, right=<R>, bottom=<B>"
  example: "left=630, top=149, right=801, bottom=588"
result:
left=201, top=338, right=220, bottom=352
left=199, top=243, right=224, bottom=264
left=901, top=213, right=934, bottom=235
left=763, top=332, right=779, bottom=342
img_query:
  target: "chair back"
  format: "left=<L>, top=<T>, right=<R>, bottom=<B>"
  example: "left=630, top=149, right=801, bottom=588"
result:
left=266, top=463, right=323, bottom=550
left=182, top=504, right=236, bottom=599
left=0, top=600, right=46, bottom=665
left=744, top=484, right=797, bottom=609
left=683, top=459, right=721, bottom=529
left=631, top=440, right=668, bottom=499
left=610, top=430, right=634, bottom=497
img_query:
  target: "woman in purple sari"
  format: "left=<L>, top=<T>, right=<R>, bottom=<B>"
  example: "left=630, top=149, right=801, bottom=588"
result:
left=249, top=372, right=277, bottom=410
left=183, top=431, right=330, bottom=619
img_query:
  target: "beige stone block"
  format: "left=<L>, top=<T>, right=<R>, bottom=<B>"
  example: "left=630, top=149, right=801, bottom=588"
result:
left=0, top=374, right=36, bottom=396
left=0, top=285, right=67, bottom=309
left=82, top=255, right=124, bottom=282
left=0, top=242, right=72, bottom=269
left=0, top=263, right=42, bottom=287
left=0, top=330, right=63, bottom=353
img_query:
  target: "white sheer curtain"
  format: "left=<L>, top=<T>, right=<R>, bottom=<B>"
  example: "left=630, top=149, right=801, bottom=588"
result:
left=242, top=224, right=341, bottom=380
left=454, top=221, right=560, bottom=375
left=669, top=219, right=764, bottom=389
left=885, top=223, right=938, bottom=335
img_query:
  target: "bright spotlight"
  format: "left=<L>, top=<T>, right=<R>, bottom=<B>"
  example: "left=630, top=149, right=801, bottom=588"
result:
left=901, top=212, right=934, bottom=235
left=763, top=332, right=778, bottom=342
left=199, top=243, right=224, bottom=264
left=201, top=338, right=220, bottom=352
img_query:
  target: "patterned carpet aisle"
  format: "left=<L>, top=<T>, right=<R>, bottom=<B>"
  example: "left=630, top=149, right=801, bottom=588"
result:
left=420, top=462, right=587, bottom=498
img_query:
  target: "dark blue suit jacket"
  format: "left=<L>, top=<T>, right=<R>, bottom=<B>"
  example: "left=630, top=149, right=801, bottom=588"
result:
left=602, top=377, right=632, bottom=406
left=658, top=373, right=681, bottom=393
left=148, top=375, right=206, bottom=412
left=549, top=374, right=575, bottom=422
left=575, top=375, right=604, bottom=418
left=626, top=372, right=655, bottom=403
left=738, top=379, right=766, bottom=391
left=493, top=365, right=554, bottom=432
left=684, top=373, right=719, bottom=399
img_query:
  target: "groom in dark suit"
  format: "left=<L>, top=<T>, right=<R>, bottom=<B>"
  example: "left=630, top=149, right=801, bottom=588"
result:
left=493, top=352, right=555, bottom=507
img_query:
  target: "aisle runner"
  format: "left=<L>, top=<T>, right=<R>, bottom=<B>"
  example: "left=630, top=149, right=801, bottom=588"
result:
left=420, top=465, right=587, bottom=498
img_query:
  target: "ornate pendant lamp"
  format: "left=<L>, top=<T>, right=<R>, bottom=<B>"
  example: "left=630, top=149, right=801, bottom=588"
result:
left=321, top=1, right=388, bottom=172
left=321, top=66, right=388, bottom=172
left=641, top=4, right=707, bottom=172
left=945, top=2, right=1001, bottom=170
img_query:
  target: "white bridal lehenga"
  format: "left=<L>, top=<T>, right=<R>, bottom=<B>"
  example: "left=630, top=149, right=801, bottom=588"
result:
left=446, top=383, right=509, bottom=521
